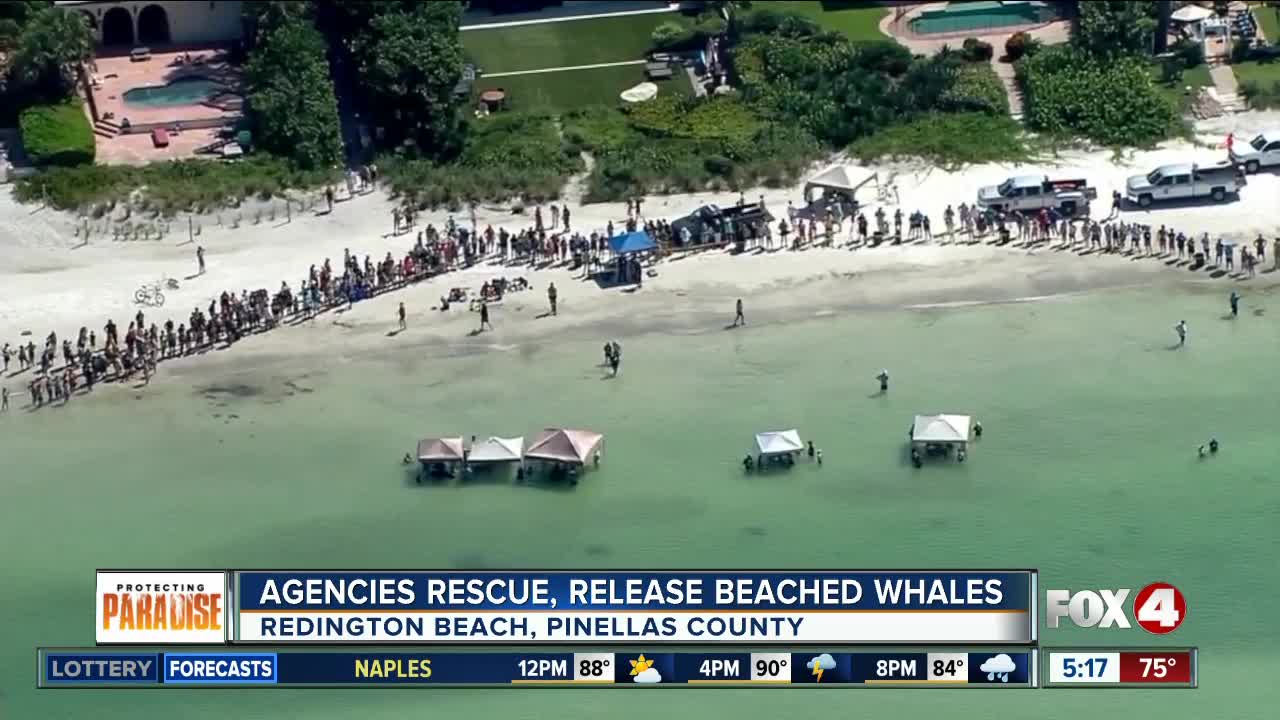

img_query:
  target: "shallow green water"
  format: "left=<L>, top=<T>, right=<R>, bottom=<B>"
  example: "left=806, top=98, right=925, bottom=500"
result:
left=2, top=286, right=1277, bottom=719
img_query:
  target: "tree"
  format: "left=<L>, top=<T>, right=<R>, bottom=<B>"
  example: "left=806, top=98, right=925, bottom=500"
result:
left=1074, top=1, right=1157, bottom=59
left=8, top=6, right=92, bottom=95
left=245, top=15, right=343, bottom=170
left=242, top=0, right=311, bottom=48
left=1154, top=0, right=1172, bottom=53
left=352, top=2, right=465, bottom=157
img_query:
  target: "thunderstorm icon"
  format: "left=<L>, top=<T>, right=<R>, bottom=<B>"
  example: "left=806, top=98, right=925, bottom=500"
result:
left=806, top=654, right=836, bottom=683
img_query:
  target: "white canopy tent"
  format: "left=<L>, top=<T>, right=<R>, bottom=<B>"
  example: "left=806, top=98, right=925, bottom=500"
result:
left=804, top=164, right=879, bottom=205
left=621, top=82, right=659, bottom=104
left=911, top=414, right=972, bottom=445
left=755, top=430, right=804, bottom=456
left=1171, top=4, right=1213, bottom=23
left=468, top=436, right=525, bottom=464
left=1171, top=4, right=1214, bottom=41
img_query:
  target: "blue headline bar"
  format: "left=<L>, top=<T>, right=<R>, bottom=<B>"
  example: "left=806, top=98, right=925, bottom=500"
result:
left=236, top=571, right=1032, bottom=612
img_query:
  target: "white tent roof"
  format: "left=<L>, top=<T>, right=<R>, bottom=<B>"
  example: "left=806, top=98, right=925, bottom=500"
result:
left=1171, top=5, right=1213, bottom=23
left=755, top=429, right=803, bottom=456
left=621, top=82, right=659, bottom=103
left=805, top=164, right=877, bottom=193
left=912, top=415, right=972, bottom=444
left=468, top=436, right=525, bottom=463
left=417, top=437, right=466, bottom=462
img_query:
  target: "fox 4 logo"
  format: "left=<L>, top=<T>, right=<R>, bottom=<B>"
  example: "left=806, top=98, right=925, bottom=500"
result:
left=1046, top=582, right=1187, bottom=635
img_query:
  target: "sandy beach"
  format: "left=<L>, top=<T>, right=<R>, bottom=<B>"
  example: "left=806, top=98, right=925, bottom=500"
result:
left=3, top=111, right=1280, bottom=392
left=5, top=115, right=1280, bottom=720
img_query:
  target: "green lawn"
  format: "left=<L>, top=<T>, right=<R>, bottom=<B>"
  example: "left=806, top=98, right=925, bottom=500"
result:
left=1251, top=2, right=1280, bottom=44
left=754, top=1, right=892, bottom=43
left=474, top=64, right=693, bottom=113
left=1233, top=57, right=1280, bottom=86
left=462, top=13, right=672, bottom=74
left=1149, top=61, right=1214, bottom=111
left=1232, top=57, right=1280, bottom=107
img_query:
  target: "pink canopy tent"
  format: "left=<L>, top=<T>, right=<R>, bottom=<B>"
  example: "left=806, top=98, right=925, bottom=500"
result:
left=416, top=437, right=465, bottom=464
left=523, top=428, right=604, bottom=466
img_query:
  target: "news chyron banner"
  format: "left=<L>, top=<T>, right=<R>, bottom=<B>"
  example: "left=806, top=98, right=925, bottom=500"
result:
left=97, top=570, right=1036, bottom=645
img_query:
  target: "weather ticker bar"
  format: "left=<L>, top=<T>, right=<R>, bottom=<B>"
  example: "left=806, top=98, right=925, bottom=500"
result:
left=39, top=648, right=1038, bottom=688
left=1043, top=648, right=1198, bottom=689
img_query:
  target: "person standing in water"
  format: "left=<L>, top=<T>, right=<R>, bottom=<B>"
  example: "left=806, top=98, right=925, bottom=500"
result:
left=876, top=369, right=890, bottom=393
left=479, top=301, right=492, bottom=332
left=733, top=298, right=745, bottom=327
left=398, top=302, right=407, bottom=331
left=1175, top=320, right=1188, bottom=347
left=1229, top=291, right=1240, bottom=318
left=608, top=341, right=621, bottom=376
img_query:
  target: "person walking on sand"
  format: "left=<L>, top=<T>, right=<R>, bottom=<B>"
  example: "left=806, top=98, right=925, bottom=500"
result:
left=733, top=298, right=745, bottom=327
left=548, top=282, right=558, bottom=316
left=196, top=245, right=206, bottom=275
left=392, top=207, right=402, bottom=235
left=398, top=302, right=407, bottom=331
left=325, top=186, right=334, bottom=213
left=479, top=301, right=492, bottom=332
left=1230, top=291, right=1240, bottom=318
left=1175, top=320, right=1188, bottom=347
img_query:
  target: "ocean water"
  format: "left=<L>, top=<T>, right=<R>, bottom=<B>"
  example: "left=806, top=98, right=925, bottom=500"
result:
left=2, top=285, right=1277, bottom=719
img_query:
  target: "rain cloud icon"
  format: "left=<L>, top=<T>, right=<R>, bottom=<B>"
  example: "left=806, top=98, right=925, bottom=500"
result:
left=979, top=654, right=1016, bottom=682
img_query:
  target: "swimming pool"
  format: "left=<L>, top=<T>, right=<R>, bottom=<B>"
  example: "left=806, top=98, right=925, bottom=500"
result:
left=910, top=1, right=1058, bottom=35
left=122, top=77, right=222, bottom=108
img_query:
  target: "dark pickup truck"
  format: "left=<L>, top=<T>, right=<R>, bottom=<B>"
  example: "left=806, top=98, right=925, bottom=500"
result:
left=671, top=203, right=773, bottom=245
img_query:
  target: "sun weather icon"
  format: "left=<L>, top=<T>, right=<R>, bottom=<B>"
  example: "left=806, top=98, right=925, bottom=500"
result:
left=980, top=654, right=1016, bottom=682
left=806, top=653, right=836, bottom=683
left=630, top=654, right=662, bottom=684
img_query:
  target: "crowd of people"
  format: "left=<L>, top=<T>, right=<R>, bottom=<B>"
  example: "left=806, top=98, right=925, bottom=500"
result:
left=4, top=186, right=1278, bottom=413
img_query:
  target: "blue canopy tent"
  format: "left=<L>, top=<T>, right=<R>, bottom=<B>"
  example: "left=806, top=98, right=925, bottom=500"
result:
left=608, top=231, right=656, bottom=255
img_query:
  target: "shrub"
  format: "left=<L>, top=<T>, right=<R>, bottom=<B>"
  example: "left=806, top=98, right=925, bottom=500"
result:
left=740, top=8, right=820, bottom=37
left=650, top=21, right=687, bottom=51
left=1005, top=31, right=1031, bottom=61
left=962, top=37, right=993, bottom=62
left=849, top=113, right=1028, bottom=169
left=13, top=156, right=338, bottom=213
left=1172, top=39, right=1203, bottom=69
left=939, top=63, right=1010, bottom=115
left=381, top=110, right=582, bottom=207
left=1240, top=79, right=1280, bottom=110
left=1019, top=46, right=1179, bottom=146
left=649, top=15, right=726, bottom=52
left=19, top=99, right=94, bottom=167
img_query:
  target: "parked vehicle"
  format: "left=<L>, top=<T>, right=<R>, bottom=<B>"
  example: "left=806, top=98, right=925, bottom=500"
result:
left=671, top=203, right=772, bottom=245
left=1228, top=130, right=1280, bottom=173
left=976, top=175, right=1097, bottom=215
left=1125, top=161, right=1244, bottom=207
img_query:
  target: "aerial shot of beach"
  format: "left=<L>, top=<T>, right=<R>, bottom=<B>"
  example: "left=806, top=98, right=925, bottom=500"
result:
left=3, top=1, right=1279, bottom=718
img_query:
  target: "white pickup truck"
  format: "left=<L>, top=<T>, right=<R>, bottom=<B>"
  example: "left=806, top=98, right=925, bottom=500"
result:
left=976, top=175, right=1097, bottom=215
left=1125, top=161, right=1244, bottom=207
left=1228, top=129, right=1280, bottom=174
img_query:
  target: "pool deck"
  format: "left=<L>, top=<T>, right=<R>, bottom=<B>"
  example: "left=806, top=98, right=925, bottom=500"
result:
left=883, top=2, right=1070, bottom=51
left=881, top=3, right=1071, bottom=120
left=87, top=45, right=244, bottom=165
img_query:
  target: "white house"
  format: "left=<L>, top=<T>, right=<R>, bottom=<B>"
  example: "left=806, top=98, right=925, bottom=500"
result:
left=56, top=0, right=244, bottom=47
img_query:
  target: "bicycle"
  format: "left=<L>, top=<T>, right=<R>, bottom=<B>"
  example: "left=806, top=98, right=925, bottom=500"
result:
left=134, top=282, right=166, bottom=307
